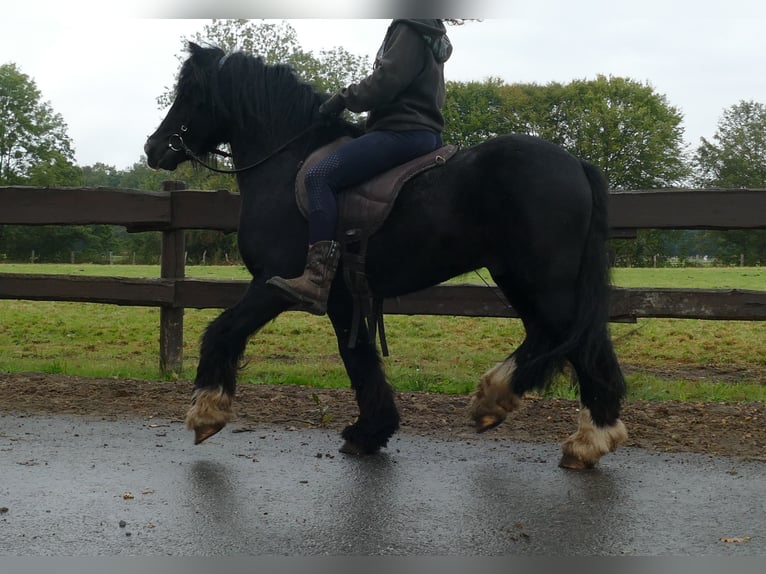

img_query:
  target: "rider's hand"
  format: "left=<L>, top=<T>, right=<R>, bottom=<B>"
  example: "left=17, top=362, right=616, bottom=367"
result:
left=318, top=93, right=346, bottom=118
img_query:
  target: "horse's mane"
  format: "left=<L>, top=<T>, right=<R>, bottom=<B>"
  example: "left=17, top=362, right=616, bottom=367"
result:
left=177, top=44, right=326, bottom=141
left=225, top=51, right=322, bottom=137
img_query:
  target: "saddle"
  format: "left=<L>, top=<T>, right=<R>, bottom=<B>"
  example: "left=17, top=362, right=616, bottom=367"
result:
left=295, top=138, right=458, bottom=354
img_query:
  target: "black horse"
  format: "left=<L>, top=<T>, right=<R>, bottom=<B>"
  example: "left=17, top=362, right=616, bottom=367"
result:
left=144, top=43, right=627, bottom=469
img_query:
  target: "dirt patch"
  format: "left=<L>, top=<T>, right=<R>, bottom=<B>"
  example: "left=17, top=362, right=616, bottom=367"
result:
left=1, top=372, right=764, bottom=460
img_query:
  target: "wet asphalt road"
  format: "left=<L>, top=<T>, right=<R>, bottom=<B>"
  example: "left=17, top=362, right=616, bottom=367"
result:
left=0, top=413, right=764, bottom=556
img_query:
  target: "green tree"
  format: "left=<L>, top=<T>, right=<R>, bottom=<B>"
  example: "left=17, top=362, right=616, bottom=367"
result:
left=543, top=75, right=690, bottom=190
left=0, top=63, right=78, bottom=185
left=694, top=100, right=766, bottom=187
left=445, top=75, right=692, bottom=266
left=80, top=163, right=123, bottom=187
left=0, top=62, right=88, bottom=262
left=443, top=78, right=510, bottom=147
left=498, top=81, right=567, bottom=139
left=693, top=100, right=766, bottom=264
left=559, top=76, right=690, bottom=266
left=445, top=75, right=690, bottom=190
left=0, top=224, right=120, bottom=263
left=292, top=46, right=372, bottom=95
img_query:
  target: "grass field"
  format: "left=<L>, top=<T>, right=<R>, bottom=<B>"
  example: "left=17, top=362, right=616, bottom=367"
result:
left=0, top=264, right=764, bottom=402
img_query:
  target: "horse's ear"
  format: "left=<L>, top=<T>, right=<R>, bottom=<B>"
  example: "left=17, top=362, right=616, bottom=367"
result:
left=187, top=41, right=202, bottom=54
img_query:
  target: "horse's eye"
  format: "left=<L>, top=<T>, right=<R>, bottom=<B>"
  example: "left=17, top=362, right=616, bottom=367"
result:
left=181, top=125, right=189, bottom=132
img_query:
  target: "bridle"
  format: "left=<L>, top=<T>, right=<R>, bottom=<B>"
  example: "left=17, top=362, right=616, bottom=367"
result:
left=167, top=120, right=325, bottom=175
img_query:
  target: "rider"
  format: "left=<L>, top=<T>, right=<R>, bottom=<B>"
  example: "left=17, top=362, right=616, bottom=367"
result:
left=266, top=19, right=453, bottom=315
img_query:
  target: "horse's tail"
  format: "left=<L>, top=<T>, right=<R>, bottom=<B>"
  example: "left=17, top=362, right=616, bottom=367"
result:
left=577, top=160, right=612, bottom=341
left=510, top=159, right=625, bottom=424
left=566, top=160, right=626, bottom=423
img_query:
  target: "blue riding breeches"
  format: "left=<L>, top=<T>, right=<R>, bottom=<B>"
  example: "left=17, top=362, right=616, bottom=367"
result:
left=305, top=129, right=442, bottom=244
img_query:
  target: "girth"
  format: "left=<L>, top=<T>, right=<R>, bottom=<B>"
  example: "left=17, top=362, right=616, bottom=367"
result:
left=295, top=138, right=458, bottom=354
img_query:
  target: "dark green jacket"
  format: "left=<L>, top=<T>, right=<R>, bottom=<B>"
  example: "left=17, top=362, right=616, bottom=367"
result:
left=340, top=19, right=452, bottom=133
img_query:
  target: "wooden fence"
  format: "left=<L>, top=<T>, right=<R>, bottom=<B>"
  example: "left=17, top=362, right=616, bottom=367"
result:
left=1, top=182, right=765, bottom=373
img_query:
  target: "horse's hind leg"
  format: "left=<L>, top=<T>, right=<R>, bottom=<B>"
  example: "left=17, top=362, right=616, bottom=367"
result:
left=513, top=302, right=626, bottom=468
left=559, top=331, right=627, bottom=469
left=559, top=407, right=627, bottom=470
left=327, top=291, right=399, bottom=455
left=494, top=282, right=627, bottom=468
left=468, top=274, right=561, bottom=432
left=186, top=281, right=285, bottom=444
left=469, top=275, right=627, bottom=467
left=468, top=318, right=561, bottom=432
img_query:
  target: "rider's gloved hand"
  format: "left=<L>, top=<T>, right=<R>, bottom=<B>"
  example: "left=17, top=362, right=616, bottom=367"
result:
left=318, top=92, right=346, bottom=118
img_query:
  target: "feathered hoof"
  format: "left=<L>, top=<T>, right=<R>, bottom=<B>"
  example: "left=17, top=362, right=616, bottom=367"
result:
left=468, top=360, right=521, bottom=433
left=474, top=413, right=507, bottom=434
left=193, top=422, right=226, bottom=445
left=558, top=409, right=628, bottom=470
left=185, top=386, right=233, bottom=445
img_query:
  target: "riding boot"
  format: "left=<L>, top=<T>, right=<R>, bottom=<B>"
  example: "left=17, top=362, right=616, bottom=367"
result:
left=266, top=240, right=341, bottom=316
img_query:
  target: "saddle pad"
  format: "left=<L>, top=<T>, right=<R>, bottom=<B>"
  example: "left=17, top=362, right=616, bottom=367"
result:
left=295, top=138, right=458, bottom=237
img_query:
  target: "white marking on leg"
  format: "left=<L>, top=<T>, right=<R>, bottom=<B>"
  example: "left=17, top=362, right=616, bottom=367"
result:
left=560, top=407, right=628, bottom=469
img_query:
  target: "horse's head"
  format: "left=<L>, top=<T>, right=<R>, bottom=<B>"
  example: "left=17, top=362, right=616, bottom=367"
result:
left=146, top=42, right=363, bottom=173
left=145, top=42, right=228, bottom=171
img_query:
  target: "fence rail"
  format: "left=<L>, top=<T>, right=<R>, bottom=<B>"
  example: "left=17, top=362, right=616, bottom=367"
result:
left=3, top=185, right=766, bottom=232
left=2, top=183, right=765, bottom=373
left=2, top=274, right=764, bottom=321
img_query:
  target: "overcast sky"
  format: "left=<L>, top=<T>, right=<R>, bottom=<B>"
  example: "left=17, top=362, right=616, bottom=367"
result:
left=2, top=1, right=765, bottom=169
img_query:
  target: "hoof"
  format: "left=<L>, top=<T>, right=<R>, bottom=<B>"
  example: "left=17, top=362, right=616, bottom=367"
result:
left=474, top=414, right=506, bottom=434
left=339, top=440, right=379, bottom=455
left=558, top=452, right=594, bottom=470
left=559, top=409, right=628, bottom=469
left=194, top=423, right=226, bottom=445
left=185, top=386, right=233, bottom=445
left=468, top=359, right=521, bottom=433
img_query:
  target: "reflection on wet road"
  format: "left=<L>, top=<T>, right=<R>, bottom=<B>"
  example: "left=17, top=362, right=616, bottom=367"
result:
left=1, top=414, right=763, bottom=555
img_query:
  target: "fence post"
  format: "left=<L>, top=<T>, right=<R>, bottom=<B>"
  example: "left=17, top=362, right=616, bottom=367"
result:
left=159, top=180, right=186, bottom=375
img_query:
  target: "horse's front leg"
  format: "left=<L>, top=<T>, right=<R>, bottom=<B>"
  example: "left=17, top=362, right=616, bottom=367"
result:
left=327, top=290, right=400, bottom=455
left=186, top=281, right=287, bottom=444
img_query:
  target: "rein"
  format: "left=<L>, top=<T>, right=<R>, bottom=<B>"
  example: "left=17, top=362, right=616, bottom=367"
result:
left=168, top=121, right=325, bottom=175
